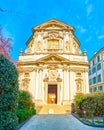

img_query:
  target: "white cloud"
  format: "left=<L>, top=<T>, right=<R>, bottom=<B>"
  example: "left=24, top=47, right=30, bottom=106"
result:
left=98, top=35, right=104, bottom=39
left=2, top=26, right=14, bottom=44
left=87, top=4, right=92, bottom=16
left=77, top=25, right=87, bottom=33
left=3, top=28, right=11, bottom=38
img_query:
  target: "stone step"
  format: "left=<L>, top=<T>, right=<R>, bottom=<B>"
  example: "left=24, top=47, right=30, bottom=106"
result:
left=36, top=104, right=71, bottom=114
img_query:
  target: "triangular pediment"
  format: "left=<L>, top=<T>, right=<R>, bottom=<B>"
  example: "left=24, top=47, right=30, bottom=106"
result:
left=35, top=54, right=70, bottom=64
left=33, top=18, right=74, bottom=31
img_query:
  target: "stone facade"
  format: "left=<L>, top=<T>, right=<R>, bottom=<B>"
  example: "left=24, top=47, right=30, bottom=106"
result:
left=18, top=19, right=89, bottom=105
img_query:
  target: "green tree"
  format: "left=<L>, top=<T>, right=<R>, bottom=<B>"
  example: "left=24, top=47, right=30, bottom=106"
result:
left=0, top=55, right=18, bottom=130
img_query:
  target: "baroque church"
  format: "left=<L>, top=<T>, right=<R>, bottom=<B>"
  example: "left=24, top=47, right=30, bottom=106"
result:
left=18, top=19, right=89, bottom=106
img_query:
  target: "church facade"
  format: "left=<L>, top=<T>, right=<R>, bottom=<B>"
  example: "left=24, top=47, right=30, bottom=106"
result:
left=18, top=19, right=89, bottom=105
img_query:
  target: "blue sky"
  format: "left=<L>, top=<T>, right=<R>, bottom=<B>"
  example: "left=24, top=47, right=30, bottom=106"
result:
left=0, top=0, right=104, bottom=60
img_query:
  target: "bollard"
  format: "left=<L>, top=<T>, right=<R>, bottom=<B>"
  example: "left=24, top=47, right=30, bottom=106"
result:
left=83, top=111, right=86, bottom=121
left=92, top=114, right=94, bottom=125
left=71, top=103, right=75, bottom=113
left=103, top=115, right=104, bottom=124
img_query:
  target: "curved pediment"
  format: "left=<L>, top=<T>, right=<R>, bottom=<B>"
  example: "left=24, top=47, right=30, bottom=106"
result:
left=33, top=18, right=74, bottom=31
left=26, top=19, right=81, bottom=55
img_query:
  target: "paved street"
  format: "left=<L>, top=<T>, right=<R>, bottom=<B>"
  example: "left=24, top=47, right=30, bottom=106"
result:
left=19, top=114, right=104, bottom=130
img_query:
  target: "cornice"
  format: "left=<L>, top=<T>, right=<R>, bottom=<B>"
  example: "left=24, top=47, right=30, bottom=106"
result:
left=32, top=18, right=74, bottom=31
left=18, top=60, right=89, bottom=66
left=89, top=47, right=104, bottom=62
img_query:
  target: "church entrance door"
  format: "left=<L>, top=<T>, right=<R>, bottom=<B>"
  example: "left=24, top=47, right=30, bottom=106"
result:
left=48, top=84, right=57, bottom=104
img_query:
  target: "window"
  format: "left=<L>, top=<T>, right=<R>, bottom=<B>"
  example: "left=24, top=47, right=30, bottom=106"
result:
left=89, top=79, right=92, bottom=85
left=97, top=55, right=100, bottom=62
left=93, top=77, right=96, bottom=84
left=98, top=86, right=103, bottom=91
left=93, top=60, right=95, bottom=66
left=93, top=87, right=97, bottom=92
left=92, top=67, right=96, bottom=74
left=97, top=63, right=101, bottom=70
left=97, top=74, right=101, bottom=82
left=89, top=70, right=91, bottom=75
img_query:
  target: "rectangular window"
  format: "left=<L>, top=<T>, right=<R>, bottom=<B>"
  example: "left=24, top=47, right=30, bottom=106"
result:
left=92, top=67, right=96, bottom=74
left=89, top=65, right=91, bottom=69
left=98, top=86, right=103, bottom=91
left=93, top=87, right=97, bottom=92
left=97, top=55, right=100, bottom=62
left=93, top=77, right=96, bottom=84
left=89, top=79, right=92, bottom=85
left=97, top=74, right=101, bottom=82
left=89, top=70, right=91, bottom=75
left=93, top=60, right=95, bottom=66
left=97, top=63, right=101, bottom=70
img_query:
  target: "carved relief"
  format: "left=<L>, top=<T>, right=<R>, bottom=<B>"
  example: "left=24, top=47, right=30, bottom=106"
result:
left=48, top=69, right=58, bottom=81
left=77, top=82, right=82, bottom=92
left=20, top=78, right=30, bottom=91
left=75, top=78, right=83, bottom=93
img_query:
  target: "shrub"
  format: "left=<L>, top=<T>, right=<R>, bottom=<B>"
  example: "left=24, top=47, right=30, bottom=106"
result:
left=18, top=91, right=34, bottom=109
left=16, top=108, right=36, bottom=123
left=0, top=55, right=18, bottom=130
left=16, top=91, right=36, bottom=123
left=75, top=91, right=104, bottom=117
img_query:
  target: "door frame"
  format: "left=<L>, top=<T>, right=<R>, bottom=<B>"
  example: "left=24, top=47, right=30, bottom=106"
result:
left=47, top=84, right=57, bottom=104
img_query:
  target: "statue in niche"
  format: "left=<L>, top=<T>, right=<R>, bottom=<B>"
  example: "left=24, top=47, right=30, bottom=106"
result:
left=37, top=41, right=42, bottom=51
left=22, top=78, right=30, bottom=91
left=65, top=41, right=69, bottom=51
left=77, top=82, right=82, bottom=92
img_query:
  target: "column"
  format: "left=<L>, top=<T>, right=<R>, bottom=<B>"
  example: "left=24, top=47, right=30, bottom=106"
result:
left=35, top=69, right=38, bottom=100
left=67, top=70, right=70, bottom=100
left=57, top=82, right=61, bottom=104
left=33, top=69, right=36, bottom=100
left=63, top=67, right=69, bottom=104
left=85, top=70, right=89, bottom=93
left=63, top=69, right=66, bottom=100
left=69, top=70, right=73, bottom=101
left=44, top=82, right=47, bottom=104
left=38, top=69, right=43, bottom=101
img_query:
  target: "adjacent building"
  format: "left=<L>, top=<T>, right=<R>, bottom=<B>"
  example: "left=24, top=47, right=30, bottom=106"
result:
left=18, top=19, right=89, bottom=106
left=89, top=48, right=104, bottom=92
